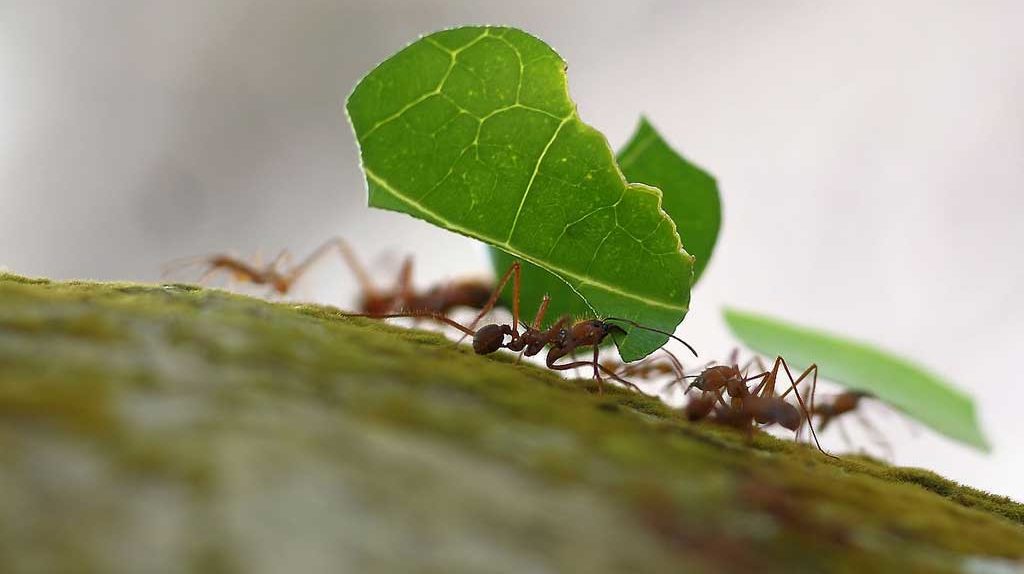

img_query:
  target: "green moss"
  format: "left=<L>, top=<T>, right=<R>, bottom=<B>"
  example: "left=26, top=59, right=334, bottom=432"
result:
left=0, top=273, right=1021, bottom=572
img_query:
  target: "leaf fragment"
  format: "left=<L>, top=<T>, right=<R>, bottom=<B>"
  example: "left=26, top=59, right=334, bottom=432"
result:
left=347, top=27, right=694, bottom=360
left=723, top=307, right=989, bottom=451
left=490, top=117, right=720, bottom=356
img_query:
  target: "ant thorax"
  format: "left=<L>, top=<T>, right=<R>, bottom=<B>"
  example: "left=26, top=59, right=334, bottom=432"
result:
left=567, top=320, right=609, bottom=347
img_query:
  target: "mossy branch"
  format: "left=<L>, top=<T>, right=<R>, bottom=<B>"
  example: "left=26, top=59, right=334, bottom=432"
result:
left=0, top=273, right=1021, bottom=573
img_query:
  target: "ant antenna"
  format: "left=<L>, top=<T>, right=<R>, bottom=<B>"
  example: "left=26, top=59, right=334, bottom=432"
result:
left=604, top=317, right=698, bottom=358
left=607, top=327, right=623, bottom=350
left=657, top=346, right=687, bottom=381
left=339, top=311, right=477, bottom=338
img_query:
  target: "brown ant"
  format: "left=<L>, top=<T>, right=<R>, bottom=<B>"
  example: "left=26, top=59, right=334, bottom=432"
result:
left=163, top=240, right=342, bottom=296
left=165, top=237, right=500, bottom=316
left=805, top=390, right=892, bottom=457
left=683, top=357, right=835, bottom=457
left=342, top=260, right=698, bottom=394
left=743, top=356, right=891, bottom=455
left=814, top=391, right=869, bottom=432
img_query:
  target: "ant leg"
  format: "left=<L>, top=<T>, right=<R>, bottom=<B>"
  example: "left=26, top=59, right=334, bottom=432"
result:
left=658, top=347, right=686, bottom=381
left=564, top=348, right=580, bottom=375
left=775, top=361, right=819, bottom=423
left=771, top=359, right=834, bottom=458
left=332, top=237, right=382, bottom=299
left=282, top=238, right=348, bottom=292
left=835, top=417, right=855, bottom=452
left=514, top=293, right=550, bottom=366
left=854, top=411, right=894, bottom=460
left=592, top=346, right=604, bottom=394
left=522, top=293, right=551, bottom=339
left=340, top=310, right=477, bottom=338
left=592, top=345, right=607, bottom=391
left=270, top=249, right=291, bottom=268
left=754, top=356, right=785, bottom=398
left=776, top=361, right=818, bottom=412
left=263, top=249, right=296, bottom=297
left=547, top=356, right=651, bottom=396
left=465, top=261, right=521, bottom=338
left=737, top=356, right=757, bottom=377
left=161, top=255, right=212, bottom=281
left=394, top=256, right=415, bottom=307
left=197, top=264, right=224, bottom=286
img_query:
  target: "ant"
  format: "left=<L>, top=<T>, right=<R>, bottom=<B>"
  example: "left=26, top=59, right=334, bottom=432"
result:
left=165, top=237, right=500, bottom=316
left=806, top=390, right=893, bottom=457
left=682, top=357, right=835, bottom=458
left=163, top=239, right=342, bottom=296
left=342, top=260, right=698, bottom=394
left=733, top=354, right=891, bottom=456
left=814, top=391, right=869, bottom=432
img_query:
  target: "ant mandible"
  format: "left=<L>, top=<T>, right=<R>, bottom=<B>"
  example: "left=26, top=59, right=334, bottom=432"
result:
left=165, top=237, right=500, bottom=316
left=343, top=260, right=698, bottom=394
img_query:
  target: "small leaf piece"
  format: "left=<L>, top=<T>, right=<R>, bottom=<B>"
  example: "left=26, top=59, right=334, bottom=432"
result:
left=618, top=117, right=720, bottom=283
left=491, top=117, right=721, bottom=342
left=723, top=308, right=989, bottom=451
left=347, top=27, right=694, bottom=361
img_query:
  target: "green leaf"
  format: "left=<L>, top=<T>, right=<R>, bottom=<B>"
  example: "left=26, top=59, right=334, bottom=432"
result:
left=491, top=117, right=721, bottom=347
left=723, top=308, right=990, bottom=451
left=346, top=27, right=694, bottom=361
left=617, top=118, right=720, bottom=283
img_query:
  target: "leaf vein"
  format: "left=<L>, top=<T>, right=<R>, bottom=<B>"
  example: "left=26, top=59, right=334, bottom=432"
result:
left=364, top=168, right=686, bottom=311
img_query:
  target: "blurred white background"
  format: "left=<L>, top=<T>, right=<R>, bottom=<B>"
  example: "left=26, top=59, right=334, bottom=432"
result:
left=2, top=1, right=1022, bottom=498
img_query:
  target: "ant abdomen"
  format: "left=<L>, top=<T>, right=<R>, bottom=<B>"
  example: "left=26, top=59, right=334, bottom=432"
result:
left=473, top=323, right=506, bottom=355
left=777, top=406, right=803, bottom=432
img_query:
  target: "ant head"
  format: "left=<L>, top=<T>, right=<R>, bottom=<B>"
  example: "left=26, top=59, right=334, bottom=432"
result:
left=472, top=323, right=506, bottom=355
left=686, top=376, right=706, bottom=393
left=605, top=323, right=629, bottom=337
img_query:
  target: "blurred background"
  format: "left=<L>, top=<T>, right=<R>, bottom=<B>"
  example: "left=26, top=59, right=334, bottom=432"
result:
left=2, top=1, right=1021, bottom=498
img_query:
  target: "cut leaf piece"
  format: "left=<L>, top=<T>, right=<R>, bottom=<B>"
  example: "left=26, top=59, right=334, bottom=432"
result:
left=723, top=308, right=989, bottom=451
left=618, top=117, right=720, bottom=283
left=491, top=117, right=720, bottom=343
left=347, top=27, right=694, bottom=361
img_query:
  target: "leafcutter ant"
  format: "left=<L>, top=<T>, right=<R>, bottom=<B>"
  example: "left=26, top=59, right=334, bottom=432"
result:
left=165, top=237, right=500, bottom=316
left=163, top=239, right=343, bottom=296
left=806, top=390, right=892, bottom=456
left=683, top=357, right=834, bottom=457
left=341, top=260, right=698, bottom=394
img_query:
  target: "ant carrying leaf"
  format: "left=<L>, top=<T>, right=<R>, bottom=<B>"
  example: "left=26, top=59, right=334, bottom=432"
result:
left=342, top=261, right=698, bottom=395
